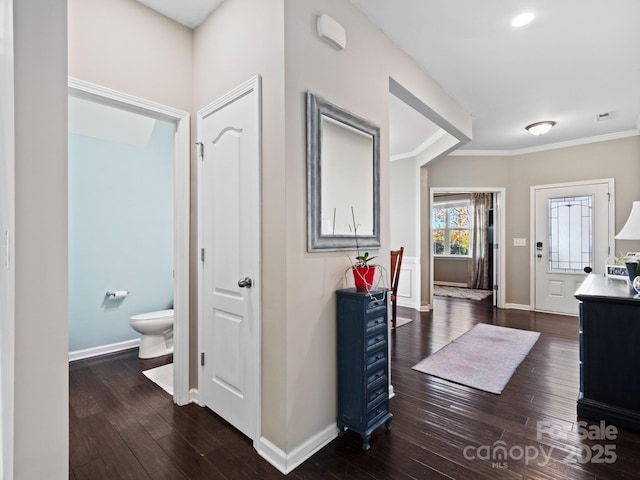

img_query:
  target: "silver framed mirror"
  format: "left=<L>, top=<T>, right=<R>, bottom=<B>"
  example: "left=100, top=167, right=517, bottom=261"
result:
left=306, top=91, right=381, bottom=252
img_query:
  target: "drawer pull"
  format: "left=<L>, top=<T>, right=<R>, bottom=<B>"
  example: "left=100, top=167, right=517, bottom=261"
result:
left=376, top=391, right=382, bottom=397
left=375, top=355, right=381, bottom=361
left=375, top=373, right=381, bottom=379
left=376, top=409, right=382, bottom=415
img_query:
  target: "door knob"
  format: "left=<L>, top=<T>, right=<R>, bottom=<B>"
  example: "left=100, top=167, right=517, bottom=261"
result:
left=238, top=277, right=253, bottom=288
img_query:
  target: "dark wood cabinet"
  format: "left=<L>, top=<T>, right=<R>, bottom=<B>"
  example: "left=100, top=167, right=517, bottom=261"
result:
left=336, top=288, right=392, bottom=450
left=575, top=274, right=640, bottom=430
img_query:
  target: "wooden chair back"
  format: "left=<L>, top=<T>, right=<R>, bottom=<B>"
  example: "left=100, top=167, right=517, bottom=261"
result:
left=390, top=247, right=404, bottom=329
left=390, top=247, right=404, bottom=297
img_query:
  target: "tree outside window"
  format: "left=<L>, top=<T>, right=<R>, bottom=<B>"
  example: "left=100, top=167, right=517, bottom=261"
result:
left=432, top=202, right=471, bottom=256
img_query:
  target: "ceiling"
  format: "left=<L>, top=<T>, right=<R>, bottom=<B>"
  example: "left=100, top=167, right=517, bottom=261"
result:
left=136, top=0, right=640, bottom=156
left=136, top=0, right=225, bottom=29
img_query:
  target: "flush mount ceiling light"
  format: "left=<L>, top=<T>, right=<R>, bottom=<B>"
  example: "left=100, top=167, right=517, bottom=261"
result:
left=511, top=12, right=534, bottom=27
left=525, top=121, right=556, bottom=136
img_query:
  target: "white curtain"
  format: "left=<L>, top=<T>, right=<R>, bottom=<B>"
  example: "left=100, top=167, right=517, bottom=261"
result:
left=469, top=193, right=492, bottom=290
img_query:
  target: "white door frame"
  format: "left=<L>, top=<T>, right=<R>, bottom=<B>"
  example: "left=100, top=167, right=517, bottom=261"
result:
left=68, top=78, right=191, bottom=406
left=429, top=187, right=506, bottom=309
left=197, top=75, right=262, bottom=445
left=0, top=0, right=15, bottom=475
left=529, top=178, right=615, bottom=313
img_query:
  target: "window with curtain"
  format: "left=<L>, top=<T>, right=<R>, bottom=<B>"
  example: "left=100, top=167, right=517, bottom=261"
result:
left=432, top=201, right=472, bottom=256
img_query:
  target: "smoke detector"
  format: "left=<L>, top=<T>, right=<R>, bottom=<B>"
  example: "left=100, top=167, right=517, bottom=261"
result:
left=317, top=14, right=346, bottom=50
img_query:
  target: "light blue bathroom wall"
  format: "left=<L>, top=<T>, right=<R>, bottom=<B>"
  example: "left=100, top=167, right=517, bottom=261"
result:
left=68, top=120, right=174, bottom=352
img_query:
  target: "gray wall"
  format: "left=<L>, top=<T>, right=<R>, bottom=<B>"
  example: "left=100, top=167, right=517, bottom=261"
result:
left=193, top=0, right=288, bottom=449
left=428, top=135, right=640, bottom=306
left=14, top=0, right=69, bottom=477
left=68, top=0, right=193, bottom=112
left=390, top=157, right=418, bottom=256
left=434, top=258, right=468, bottom=284
left=282, top=0, right=470, bottom=451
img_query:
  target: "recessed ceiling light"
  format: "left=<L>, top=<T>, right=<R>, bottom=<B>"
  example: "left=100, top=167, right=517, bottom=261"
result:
left=512, top=12, right=534, bottom=27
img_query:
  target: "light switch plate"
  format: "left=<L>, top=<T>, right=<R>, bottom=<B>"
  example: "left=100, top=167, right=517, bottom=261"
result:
left=513, top=238, right=527, bottom=247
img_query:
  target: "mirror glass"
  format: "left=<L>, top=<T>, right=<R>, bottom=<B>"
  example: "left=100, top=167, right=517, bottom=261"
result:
left=307, top=92, right=380, bottom=251
left=320, top=116, right=374, bottom=236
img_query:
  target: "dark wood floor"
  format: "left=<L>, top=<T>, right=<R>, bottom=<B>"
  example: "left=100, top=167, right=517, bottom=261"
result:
left=69, top=296, right=640, bottom=479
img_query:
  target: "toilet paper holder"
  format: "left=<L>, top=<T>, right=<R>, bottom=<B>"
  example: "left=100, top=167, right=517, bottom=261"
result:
left=106, top=290, right=130, bottom=298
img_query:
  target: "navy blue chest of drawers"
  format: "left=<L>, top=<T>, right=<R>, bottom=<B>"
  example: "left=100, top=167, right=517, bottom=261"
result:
left=336, top=288, right=393, bottom=450
left=575, top=275, right=640, bottom=431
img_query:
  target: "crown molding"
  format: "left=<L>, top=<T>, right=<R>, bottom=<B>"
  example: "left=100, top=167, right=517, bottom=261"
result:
left=390, top=151, right=416, bottom=161
left=391, top=128, right=447, bottom=161
left=450, top=128, right=640, bottom=157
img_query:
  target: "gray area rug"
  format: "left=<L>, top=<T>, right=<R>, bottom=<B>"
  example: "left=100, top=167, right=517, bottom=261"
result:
left=392, top=317, right=413, bottom=329
left=412, top=324, right=540, bottom=394
left=433, top=285, right=492, bottom=301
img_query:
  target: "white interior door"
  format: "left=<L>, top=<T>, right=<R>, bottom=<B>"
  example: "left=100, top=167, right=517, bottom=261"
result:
left=533, top=180, right=612, bottom=315
left=198, top=76, right=261, bottom=441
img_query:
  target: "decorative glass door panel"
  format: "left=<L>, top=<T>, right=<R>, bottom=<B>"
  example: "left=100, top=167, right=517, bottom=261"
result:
left=534, top=182, right=611, bottom=315
left=548, top=195, right=592, bottom=273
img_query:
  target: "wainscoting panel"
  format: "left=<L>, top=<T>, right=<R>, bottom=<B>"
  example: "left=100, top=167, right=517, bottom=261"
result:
left=397, top=256, right=420, bottom=310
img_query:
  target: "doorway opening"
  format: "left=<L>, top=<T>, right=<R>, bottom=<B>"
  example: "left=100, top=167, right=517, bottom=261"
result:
left=430, top=187, right=506, bottom=310
left=67, top=78, right=190, bottom=405
left=388, top=78, right=472, bottom=312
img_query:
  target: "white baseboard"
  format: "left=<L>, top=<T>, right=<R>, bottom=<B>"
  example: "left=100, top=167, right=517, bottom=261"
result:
left=257, top=423, right=338, bottom=475
left=419, top=305, right=431, bottom=312
left=397, top=298, right=418, bottom=309
left=531, top=307, right=578, bottom=317
left=398, top=304, right=426, bottom=312
left=504, top=303, right=531, bottom=311
left=434, top=281, right=468, bottom=287
left=68, top=338, right=139, bottom=362
left=194, top=394, right=337, bottom=474
left=189, top=388, right=200, bottom=405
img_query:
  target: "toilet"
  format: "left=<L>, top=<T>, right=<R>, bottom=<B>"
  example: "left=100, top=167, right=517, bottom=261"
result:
left=129, top=309, right=174, bottom=359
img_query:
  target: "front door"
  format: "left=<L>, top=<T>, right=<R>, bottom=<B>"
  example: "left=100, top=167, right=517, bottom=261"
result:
left=533, top=180, right=613, bottom=315
left=198, top=76, right=261, bottom=441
